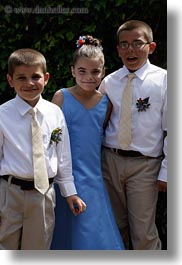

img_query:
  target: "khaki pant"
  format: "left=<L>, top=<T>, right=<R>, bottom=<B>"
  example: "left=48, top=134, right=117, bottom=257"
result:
left=101, top=147, right=162, bottom=250
left=0, top=178, right=55, bottom=250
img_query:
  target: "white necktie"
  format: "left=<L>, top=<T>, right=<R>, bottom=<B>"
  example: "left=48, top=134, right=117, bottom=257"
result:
left=29, top=108, right=49, bottom=194
left=118, top=73, right=135, bottom=149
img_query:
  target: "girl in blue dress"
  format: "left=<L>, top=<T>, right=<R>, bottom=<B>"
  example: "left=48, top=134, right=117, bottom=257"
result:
left=51, top=35, right=125, bottom=250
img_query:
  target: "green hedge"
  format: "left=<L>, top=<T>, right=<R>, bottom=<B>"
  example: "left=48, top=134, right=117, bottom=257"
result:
left=0, top=0, right=166, bottom=103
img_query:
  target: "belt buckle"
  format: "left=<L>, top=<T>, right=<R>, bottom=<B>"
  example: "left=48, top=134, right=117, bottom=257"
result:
left=115, top=149, right=119, bottom=155
left=112, top=148, right=119, bottom=155
left=20, top=181, right=34, bottom=190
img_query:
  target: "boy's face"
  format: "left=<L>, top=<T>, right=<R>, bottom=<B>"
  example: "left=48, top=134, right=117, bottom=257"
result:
left=117, top=28, right=156, bottom=71
left=7, top=65, right=49, bottom=107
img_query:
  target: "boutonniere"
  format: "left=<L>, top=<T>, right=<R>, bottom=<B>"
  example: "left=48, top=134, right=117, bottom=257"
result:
left=50, top=127, right=62, bottom=145
left=136, top=97, right=150, bottom=112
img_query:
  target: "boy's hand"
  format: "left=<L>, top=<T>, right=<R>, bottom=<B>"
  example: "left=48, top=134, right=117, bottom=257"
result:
left=156, top=180, right=167, bottom=192
left=66, top=195, right=86, bottom=216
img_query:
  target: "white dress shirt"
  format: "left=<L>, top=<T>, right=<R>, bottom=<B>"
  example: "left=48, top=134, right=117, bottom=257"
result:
left=0, top=95, right=77, bottom=197
left=99, top=60, right=167, bottom=182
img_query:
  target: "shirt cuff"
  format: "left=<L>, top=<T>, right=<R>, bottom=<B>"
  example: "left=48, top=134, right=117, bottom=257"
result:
left=158, top=166, right=167, bottom=182
left=55, top=178, right=77, bottom=197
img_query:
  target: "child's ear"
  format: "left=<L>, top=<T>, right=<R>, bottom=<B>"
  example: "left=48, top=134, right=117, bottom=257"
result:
left=71, top=66, right=76, bottom=77
left=6, top=74, right=14, bottom=88
left=44, top=72, right=50, bottom=86
left=149, top=42, right=156, bottom=54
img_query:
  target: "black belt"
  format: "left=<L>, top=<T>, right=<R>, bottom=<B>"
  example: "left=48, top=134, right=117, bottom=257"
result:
left=104, top=146, right=144, bottom=157
left=1, top=175, right=54, bottom=190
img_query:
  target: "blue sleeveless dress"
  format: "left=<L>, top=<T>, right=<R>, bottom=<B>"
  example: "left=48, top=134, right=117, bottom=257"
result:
left=51, top=88, right=125, bottom=250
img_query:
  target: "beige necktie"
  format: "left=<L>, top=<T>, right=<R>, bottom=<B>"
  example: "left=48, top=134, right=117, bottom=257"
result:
left=118, top=73, right=135, bottom=149
left=29, top=108, right=49, bottom=194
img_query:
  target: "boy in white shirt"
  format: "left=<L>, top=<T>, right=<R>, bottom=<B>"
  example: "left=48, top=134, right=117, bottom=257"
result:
left=0, top=48, right=86, bottom=250
left=99, top=20, right=167, bottom=250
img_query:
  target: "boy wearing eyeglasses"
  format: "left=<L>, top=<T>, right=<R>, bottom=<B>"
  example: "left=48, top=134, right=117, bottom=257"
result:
left=99, top=20, right=167, bottom=250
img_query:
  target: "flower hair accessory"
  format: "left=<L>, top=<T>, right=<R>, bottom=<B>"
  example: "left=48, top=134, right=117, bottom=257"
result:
left=136, top=97, right=150, bottom=112
left=76, top=35, right=103, bottom=49
left=76, top=36, right=87, bottom=48
left=50, top=127, right=62, bottom=145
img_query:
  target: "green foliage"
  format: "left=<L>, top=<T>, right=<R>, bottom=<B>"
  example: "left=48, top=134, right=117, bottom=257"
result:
left=0, top=0, right=166, bottom=103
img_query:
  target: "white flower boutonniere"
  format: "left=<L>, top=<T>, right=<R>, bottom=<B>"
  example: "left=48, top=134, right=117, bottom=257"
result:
left=50, top=127, right=62, bottom=145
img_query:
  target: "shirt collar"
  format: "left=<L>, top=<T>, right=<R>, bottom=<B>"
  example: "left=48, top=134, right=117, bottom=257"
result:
left=35, top=96, right=49, bottom=116
left=14, top=95, right=46, bottom=116
left=119, top=60, right=151, bottom=80
left=135, top=60, right=151, bottom=80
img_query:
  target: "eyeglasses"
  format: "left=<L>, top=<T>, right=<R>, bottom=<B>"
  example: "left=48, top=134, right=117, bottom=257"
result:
left=118, top=40, right=151, bottom=50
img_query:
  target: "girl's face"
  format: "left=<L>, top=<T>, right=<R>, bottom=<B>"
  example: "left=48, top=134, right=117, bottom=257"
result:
left=117, top=28, right=156, bottom=71
left=7, top=65, right=49, bottom=107
left=71, top=57, right=105, bottom=91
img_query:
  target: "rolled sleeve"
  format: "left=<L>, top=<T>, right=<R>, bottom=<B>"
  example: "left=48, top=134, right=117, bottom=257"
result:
left=55, top=118, right=77, bottom=197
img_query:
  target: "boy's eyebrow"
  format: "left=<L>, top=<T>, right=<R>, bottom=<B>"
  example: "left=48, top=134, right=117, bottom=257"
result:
left=119, top=38, right=142, bottom=43
left=14, top=74, right=26, bottom=77
left=15, top=72, right=42, bottom=76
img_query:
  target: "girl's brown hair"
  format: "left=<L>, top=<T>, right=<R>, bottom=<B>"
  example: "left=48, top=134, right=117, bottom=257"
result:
left=72, top=35, right=105, bottom=66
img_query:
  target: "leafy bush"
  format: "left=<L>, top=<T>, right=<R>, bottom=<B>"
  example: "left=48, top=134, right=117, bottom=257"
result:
left=0, top=0, right=166, bottom=103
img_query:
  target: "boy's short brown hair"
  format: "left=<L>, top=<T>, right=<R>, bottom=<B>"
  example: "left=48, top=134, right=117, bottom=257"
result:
left=8, top=48, right=47, bottom=76
left=117, top=20, right=153, bottom=44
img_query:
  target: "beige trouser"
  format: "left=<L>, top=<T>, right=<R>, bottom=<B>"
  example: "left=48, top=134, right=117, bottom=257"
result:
left=101, top=147, right=162, bottom=250
left=0, top=178, right=55, bottom=250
